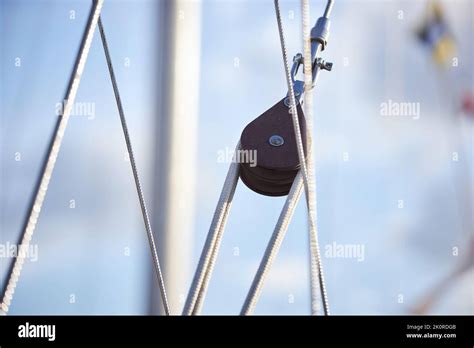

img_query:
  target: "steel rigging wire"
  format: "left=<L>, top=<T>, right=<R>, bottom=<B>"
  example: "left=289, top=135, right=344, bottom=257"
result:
left=241, top=0, right=331, bottom=316
left=274, top=0, right=333, bottom=315
left=98, top=16, right=170, bottom=315
left=1, top=0, right=170, bottom=315
left=184, top=0, right=334, bottom=315
left=0, top=0, right=105, bottom=315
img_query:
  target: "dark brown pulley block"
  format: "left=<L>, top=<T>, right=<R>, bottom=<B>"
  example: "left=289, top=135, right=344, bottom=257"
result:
left=239, top=98, right=308, bottom=197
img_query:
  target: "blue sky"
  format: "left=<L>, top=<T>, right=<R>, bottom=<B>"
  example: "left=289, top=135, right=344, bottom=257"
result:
left=1, top=0, right=473, bottom=315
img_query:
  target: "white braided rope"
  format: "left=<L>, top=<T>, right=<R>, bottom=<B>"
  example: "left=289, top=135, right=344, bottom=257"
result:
left=302, top=0, right=325, bottom=316
left=183, top=145, right=240, bottom=315
left=0, top=0, right=104, bottom=314
left=274, top=0, right=329, bottom=315
left=240, top=171, right=304, bottom=315
left=98, top=17, right=170, bottom=315
left=191, top=199, right=234, bottom=315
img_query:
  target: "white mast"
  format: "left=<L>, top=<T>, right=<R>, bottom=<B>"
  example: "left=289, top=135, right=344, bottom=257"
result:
left=150, top=0, right=202, bottom=315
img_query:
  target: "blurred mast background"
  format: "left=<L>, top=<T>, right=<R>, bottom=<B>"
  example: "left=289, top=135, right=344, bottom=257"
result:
left=151, top=0, right=202, bottom=315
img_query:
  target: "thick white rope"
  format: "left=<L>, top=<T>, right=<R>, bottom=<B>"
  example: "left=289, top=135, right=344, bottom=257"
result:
left=302, top=0, right=325, bottom=316
left=98, top=17, right=170, bottom=315
left=274, top=0, right=329, bottom=315
left=240, top=171, right=304, bottom=315
left=0, top=0, right=104, bottom=315
left=191, top=196, right=234, bottom=315
left=184, top=1, right=332, bottom=316
left=183, top=145, right=240, bottom=315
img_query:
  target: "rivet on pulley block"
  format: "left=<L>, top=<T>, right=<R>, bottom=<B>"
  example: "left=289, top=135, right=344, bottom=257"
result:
left=269, top=135, right=284, bottom=147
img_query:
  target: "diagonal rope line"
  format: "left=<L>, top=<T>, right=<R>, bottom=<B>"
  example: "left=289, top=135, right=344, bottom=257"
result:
left=274, top=0, right=329, bottom=315
left=0, top=0, right=105, bottom=315
left=191, top=175, right=237, bottom=315
left=241, top=171, right=304, bottom=315
left=183, top=145, right=240, bottom=315
left=98, top=17, right=170, bottom=315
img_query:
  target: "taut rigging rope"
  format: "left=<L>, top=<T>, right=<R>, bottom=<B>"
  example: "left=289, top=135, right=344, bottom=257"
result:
left=184, top=0, right=334, bottom=315
left=98, top=17, right=170, bottom=315
left=301, top=0, right=329, bottom=315
left=2, top=0, right=333, bottom=316
left=182, top=146, right=240, bottom=315
left=240, top=172, right=304, bottom=314
left=273, top=0, right=329, bottom=315
left=1, top=1, right=171, bottom=315
left=0, top=0, right=105, bottom=315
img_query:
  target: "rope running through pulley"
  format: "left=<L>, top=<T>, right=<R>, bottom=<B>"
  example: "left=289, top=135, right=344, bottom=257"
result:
left=184, top=0, right=335, bottom=315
